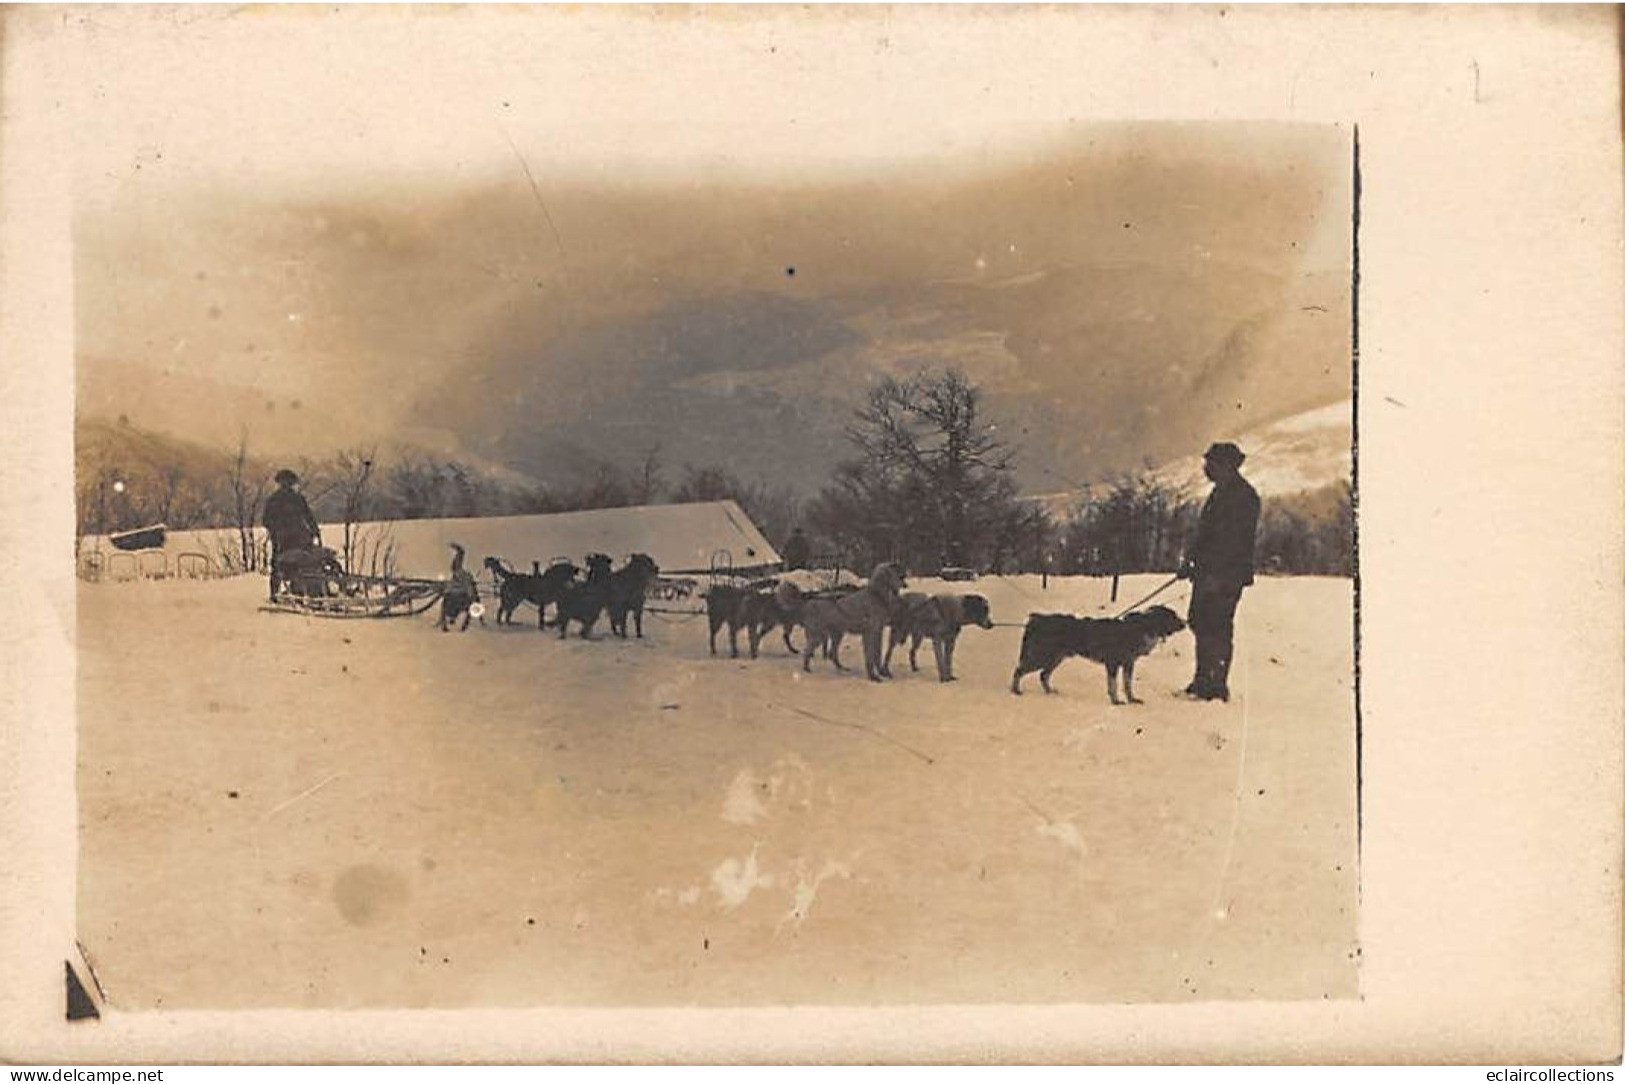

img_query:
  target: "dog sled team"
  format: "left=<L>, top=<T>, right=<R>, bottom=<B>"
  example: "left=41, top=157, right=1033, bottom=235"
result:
left=263, top=441, right=1260, bottom=704
left=703, top=440, right=1259, bottom=704
left=703, top=563, right=1185, bottom=705
left=481, top=551, right=660, bottom=639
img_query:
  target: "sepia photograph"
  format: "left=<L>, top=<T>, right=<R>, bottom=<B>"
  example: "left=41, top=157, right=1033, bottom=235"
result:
left=1, top=2, right=1618, bottom=1066
left=67, top=8, right=1356, bottom=1012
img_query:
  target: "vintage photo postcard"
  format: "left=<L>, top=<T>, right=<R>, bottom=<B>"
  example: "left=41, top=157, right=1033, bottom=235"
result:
left=1, top=3, right=1619, bottom=1066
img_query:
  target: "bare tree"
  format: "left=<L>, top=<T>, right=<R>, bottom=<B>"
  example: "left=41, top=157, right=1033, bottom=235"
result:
left=153, top=462, right=186, bottom=526
left=634, top=443, right=665, bottom=506
left=1256, top=480, right=1353, bottom=576
left=1056, top=473, right=1351, bottom=578
left=350, top=521, right=399, bottom=579
left=226, top=429, right=269, bottom=571
left=553, top=459, right=636, bottom=512
left=667, top=464, right=734, bottom=504
left=811, top=367, right=1024, bottom=573
left=384, top=453, right=445, bottom=520
left=668, top=463, right=803, bottom=553
left=1060, top=475, right=1198, bottom=576
left=75, top=462, right=117, bottom=571
left=286, top=454, right=343, bottom=517
left=330, top=447, right=378, bottom=571
left=76, top=462, right=110, bottom=539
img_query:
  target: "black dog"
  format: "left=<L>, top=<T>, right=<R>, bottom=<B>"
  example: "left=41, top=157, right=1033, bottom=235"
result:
left=555, top=553, right=614, bottom=639
left=438, top=543, right=483, bottom=632
left=704, top=581, right=795, bottom=659
left=1010, top=605, right=1186, bottom=704
left=607, top=553, right=661, bottom=638
left=484, top=556, right=579, bottom=628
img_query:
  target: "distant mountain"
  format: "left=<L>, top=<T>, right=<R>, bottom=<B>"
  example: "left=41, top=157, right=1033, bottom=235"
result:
left=73, top=412, right=540, bottom=534
left=77, top=355, right=356, bottom=460
left=1019, top=398, right=1351, bottom=524
left=77, top=414, right=238, bottom=482
left=77, top=355, right=534, bottom=486
left=1149, top=398, right=1353, bottom=498
left=76, top=123, right=1353, bottom=498
left=74, top=414, right=242, bottom=532
left=423, top=256, right=1348, bottom=496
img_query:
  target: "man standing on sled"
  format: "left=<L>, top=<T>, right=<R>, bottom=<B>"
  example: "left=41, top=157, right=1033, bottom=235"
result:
left=1177, top=441, right=1261, bottom=703
left=262, top=468, right=320, bottom=601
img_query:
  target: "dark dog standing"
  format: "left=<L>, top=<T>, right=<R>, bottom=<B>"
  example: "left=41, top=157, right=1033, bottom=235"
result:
left=484, top=556, right=579, bottom=628
left=1010, top=605, right=1186, bottom=704
left=704, top=584, right=748, bottom=656
left=704, top=581, right=796, bottom=659
left=739, top=588, right=795, bottom=658
left=438, top=542, right=483, bottom=632
left=607, top=553, right=661, bottom=638
left=555, top=553, right=614, bottom=639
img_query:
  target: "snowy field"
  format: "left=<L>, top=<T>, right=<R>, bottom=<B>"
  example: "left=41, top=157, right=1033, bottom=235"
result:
left=76, top=572, right=1358, bottom=1009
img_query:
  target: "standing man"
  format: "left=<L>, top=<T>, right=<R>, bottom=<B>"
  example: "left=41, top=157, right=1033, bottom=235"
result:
left=782, top=526, right=811, bottom=571
left=262, top=468, right=320, bottom=600
left=1177, top=442, right=1261, bottom=702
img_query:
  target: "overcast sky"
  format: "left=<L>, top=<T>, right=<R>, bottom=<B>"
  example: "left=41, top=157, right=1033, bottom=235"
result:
left=65, top=5, right=1350, bottom=237
left=64, top=6, right=1352, bottom=490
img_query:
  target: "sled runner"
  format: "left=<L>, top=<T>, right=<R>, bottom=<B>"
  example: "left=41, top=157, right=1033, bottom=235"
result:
left=261, top=545, right=446, bottom=618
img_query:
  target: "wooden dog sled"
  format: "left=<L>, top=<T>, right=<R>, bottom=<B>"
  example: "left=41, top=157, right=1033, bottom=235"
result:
left=263, top=573, right=447, bottom=619
left=261, top=546, right=447, bottom=618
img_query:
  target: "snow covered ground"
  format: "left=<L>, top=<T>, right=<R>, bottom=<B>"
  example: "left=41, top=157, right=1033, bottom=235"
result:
left=76, top=572, right=1357, bottom=1009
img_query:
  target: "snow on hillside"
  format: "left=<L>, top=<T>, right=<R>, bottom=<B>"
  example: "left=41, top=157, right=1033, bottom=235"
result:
left=1151, top=399, right=1352, bottom=498
left=77, top=570, right=1358, bottom=1009
left=1022, top=399, right=1352, bottom=517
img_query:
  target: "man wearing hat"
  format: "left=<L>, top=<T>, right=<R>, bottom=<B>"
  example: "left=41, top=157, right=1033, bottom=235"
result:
left=262, top=469, right=320, bottom=600
left=1177, top=442, right=1261, bottom=702
left=782, top=527, right=812, bottom=572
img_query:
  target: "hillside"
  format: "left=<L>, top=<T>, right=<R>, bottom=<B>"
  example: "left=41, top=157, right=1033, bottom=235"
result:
left=74, top=415, right=245, bottom=531
left=73, top=414, right=540, bottom=534
left=1149, top=399, right=1353, bottom=498
left=77, top=124, right=1352, bottom=495
left=77, top=356, right=367, bottom=463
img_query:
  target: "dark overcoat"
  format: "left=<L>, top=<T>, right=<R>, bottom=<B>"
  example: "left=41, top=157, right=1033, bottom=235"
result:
left=1190, top=474, right=1261, bottom=586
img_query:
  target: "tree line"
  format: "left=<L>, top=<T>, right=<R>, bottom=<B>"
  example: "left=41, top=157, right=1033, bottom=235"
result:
left=76, top=370, right=1353, bottom=578
left=74, top=419, right=808, bottom=570
left=1050, top=475, right=1353, bottom=578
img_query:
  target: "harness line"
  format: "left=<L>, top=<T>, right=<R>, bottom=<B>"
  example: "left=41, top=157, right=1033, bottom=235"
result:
left=1112, top=574, right=1183, bottom=618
